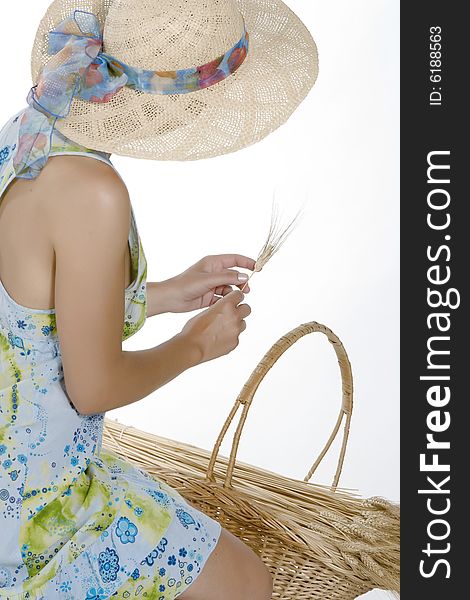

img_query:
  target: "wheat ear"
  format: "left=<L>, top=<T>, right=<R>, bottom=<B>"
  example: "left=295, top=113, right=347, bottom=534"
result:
left=240, top=197, right=305, bottom=292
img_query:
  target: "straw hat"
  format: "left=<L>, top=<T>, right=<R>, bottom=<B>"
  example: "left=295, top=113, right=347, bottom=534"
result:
left=30, top=0, right=319, bottom=161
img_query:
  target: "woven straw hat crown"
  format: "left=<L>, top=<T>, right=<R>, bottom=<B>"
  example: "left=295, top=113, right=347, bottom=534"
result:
left=103, top=0, right=245, bottom=71
left=31, top=0, right=319, bottom=160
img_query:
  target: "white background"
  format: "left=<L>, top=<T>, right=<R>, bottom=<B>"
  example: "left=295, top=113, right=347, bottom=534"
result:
left=1, top=2, right=399, bottom=598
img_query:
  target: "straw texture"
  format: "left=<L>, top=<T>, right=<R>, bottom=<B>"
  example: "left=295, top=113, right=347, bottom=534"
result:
left=241, top=197, right=305, bottom=292
left=102, top=321, right=400, bottom=599
left=30, top=0, right=318, bottom=160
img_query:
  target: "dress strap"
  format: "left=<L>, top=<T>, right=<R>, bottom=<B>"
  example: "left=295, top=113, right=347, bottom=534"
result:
left=0, top=109, right=124, bottom=199
left=48, top=126, right=123, bottom=179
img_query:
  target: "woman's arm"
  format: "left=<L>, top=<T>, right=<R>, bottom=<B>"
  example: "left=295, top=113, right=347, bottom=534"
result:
left=146, top=281, right=169, bottom=317
left=48, top=156, right=249, bottom=416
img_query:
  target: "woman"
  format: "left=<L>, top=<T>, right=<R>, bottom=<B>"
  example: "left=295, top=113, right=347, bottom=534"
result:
left=0, top=0, right=318, bottom=598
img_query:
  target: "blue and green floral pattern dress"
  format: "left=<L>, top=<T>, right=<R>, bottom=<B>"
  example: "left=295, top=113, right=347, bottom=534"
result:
left=0, top=111, right=221, bottom=599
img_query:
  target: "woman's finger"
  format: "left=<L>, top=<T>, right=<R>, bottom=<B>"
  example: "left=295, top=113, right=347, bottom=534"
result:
left=205, top=269, right=250, bottom=289
left=209, top=286, right=233, bottom=306
left=205, top=254, right=256, bottom=272
left=221, top=285, right=233, bottom=296
left=213, top=284, right=233, bottom=296
left=236, top=282, right=250, bottom=293
left=237, top=303, right=252, bottom=319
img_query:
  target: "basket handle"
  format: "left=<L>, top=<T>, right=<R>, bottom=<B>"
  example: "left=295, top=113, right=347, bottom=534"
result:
left=206, top=321, right=353, bottom=491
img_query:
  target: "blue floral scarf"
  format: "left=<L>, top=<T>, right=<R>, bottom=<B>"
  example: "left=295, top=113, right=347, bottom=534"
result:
left=0, top=9, right=249, bottom=183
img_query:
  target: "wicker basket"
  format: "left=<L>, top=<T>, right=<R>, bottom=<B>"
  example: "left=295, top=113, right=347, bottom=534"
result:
left=102, top=321, right=400, bottom=599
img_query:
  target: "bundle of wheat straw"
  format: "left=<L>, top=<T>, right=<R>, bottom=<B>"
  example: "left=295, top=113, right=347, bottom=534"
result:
left=241, top=197, right=306, bottom=292
left=103, top=321, right=400, bottom=599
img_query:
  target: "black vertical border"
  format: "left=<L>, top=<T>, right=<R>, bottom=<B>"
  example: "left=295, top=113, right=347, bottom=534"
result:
left=401, top=2, right=465, bottom=597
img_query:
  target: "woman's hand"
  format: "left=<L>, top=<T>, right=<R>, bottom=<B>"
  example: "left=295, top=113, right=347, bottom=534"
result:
left=149, top=254, right=256, bottom=315
left=179, top=289, right=251, bottom=364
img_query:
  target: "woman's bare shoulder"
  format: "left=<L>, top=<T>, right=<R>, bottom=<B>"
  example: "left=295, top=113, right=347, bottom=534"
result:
left=39, top=154, right=131, bottom=242
left=43, top=154, right=127, bottom=196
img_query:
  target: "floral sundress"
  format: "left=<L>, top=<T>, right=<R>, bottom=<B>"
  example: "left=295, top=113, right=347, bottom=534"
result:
left=0, top=112, right=221, bottom=599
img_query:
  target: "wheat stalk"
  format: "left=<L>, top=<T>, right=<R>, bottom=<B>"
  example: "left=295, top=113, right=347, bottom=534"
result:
left=240, top=196, right=305, bottom=292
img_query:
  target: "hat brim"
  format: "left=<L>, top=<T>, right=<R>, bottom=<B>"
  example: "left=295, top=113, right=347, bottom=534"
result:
left=31, top=0, right=319, bottom=161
